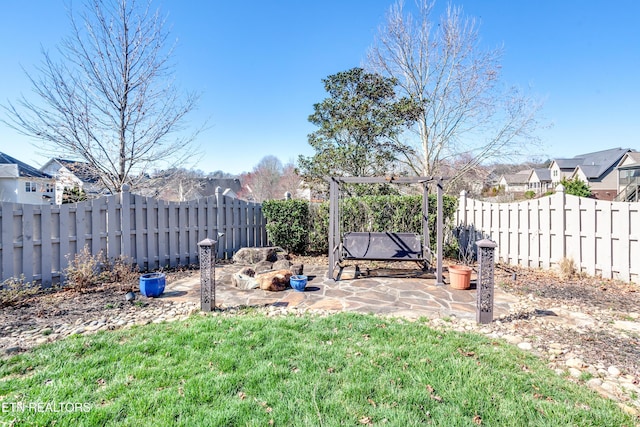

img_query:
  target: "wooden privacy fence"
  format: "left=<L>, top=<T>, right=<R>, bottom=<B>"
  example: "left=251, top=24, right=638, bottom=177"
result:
left=456, top=185, right=640, bottom=283
left=0, top=186, right=267, bottom=286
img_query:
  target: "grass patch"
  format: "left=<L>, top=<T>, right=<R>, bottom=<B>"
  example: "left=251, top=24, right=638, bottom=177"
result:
left=0, top=312, right=635, bottom=426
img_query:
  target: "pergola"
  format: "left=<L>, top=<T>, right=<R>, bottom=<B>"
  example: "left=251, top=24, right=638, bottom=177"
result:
left=325, top=176, right=444, bottom=285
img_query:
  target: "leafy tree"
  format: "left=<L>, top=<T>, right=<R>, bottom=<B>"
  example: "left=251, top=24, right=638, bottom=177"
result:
left=560, top=177, right=592, bottom=197
left=297, top=67, right=422, bottom=194
left=2, top=0, right=201, bottom=194
left=368, top=1, right=543, bottom=190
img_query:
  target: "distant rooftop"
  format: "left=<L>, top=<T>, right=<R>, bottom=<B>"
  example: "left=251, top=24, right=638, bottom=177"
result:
left=554, top=147, right=631, bottom=178
left=0, top=152, right=50, bottom=178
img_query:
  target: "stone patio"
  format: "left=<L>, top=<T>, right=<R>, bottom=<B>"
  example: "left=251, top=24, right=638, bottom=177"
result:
left=163, top=264, right=519, bottom=320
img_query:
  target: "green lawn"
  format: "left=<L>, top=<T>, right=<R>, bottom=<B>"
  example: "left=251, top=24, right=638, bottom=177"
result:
left=0, top=311, right=635, bottom=426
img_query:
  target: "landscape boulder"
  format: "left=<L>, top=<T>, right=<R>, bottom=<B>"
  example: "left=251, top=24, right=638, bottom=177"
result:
left=290, top=264, right=304, bottom=275
left=255, top=269, right=293, bottom=292
left=233, top=247, right=279, bottom=265
left=231, top=273, right=259, bottom=290
left=273, top=259, right=292, bottom=270
left=254, top=261, right=274, bottom=273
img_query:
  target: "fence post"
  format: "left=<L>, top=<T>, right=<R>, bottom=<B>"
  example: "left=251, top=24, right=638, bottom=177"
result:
left=215, top=186, right=224, bottom=259
left=120, top=185, right=131, bottom=260
left=555, top=184, right=566, bottom=263
left=476, top=238, right=497, bottom=324
left=198, top=238, right=217, bottom=312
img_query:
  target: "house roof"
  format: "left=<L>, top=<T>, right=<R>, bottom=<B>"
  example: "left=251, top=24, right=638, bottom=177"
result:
left=500, top=173, right=530, bottom=185
left=617, top=151, right=640, bottom=170
left=553, top=158, right=583, bottom=170
left=530, top=168, right=551, bottom=181
left=48, top=158, right=101, bottom=183
left=553, top=147, right=631, bottom=179
left=0, top=152, right=50, bottom=178
left=574, top=164, right=601, bottom=179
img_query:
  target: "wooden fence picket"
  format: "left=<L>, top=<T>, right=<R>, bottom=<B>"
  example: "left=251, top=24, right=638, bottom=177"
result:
left=0, top=187, right=267, bottom=285
left=457, top=187, right=639, bottom=283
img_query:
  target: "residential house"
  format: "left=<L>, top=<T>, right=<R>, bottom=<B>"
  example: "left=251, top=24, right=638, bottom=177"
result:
left=498, top=171, right=530, bottom=194
left=566, top=148, right=632, bottom=200
left=0, top=152, right=55, bottom=204
left=548, top=158, right=583, bottom=186
left=198, top=177, right=242, bottom=198
left=527, top=168, right=552, bottom=194
left=548, top=148, right=632, bottom=200
left=40, top=158, right=104, bottom=204
left=615, top=151, right=640, bottom=202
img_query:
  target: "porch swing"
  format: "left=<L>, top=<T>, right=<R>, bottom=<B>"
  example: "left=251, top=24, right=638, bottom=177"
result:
left=325, top=176, right=444, bottom=284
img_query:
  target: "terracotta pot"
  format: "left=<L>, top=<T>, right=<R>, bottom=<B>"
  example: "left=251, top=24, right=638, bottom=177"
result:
left=448, top=265, right=472, bottom=290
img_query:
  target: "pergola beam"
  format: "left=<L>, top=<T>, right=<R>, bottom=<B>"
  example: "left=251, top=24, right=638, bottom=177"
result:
left=328, top=176, right=438, bottom=185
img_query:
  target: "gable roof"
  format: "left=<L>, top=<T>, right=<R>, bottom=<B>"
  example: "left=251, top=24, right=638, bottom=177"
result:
left=552, top=158, right=583, bottom=170
left=617, top=151, right=640, bottom=170
left=0, top=152, right=50, bottom=178
left=500, top=173, right=530, bottom=185
left=45, top=158, right=101, bottom=183
left=552, top=147, right=631, bottom=179
left=529, top=168, right=551, bottom=181
left=574, top=164, right=601, bottom=179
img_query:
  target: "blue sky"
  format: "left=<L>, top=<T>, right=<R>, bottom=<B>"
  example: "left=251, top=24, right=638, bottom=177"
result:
left=1, top=1, right=639, bottom=175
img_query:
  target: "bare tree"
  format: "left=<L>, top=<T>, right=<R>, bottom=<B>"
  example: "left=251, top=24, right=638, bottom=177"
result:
left=239, top=156, right=302, bottom=202
left=240, top=156, right=285, bottom=202
left=367, top=0, right=543, bottom=190
left=145, top=168, right=206, bottom=201
left=2, top=0, right=200, bottom=194
left=278, top=162, right=303, bottom=198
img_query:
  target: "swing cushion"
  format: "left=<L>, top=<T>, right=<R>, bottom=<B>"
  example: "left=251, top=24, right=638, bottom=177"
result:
left=342, top=232, right=423, bottom=261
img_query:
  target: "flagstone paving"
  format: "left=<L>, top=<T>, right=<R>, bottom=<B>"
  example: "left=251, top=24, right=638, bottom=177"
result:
left=164, top=264, right=520, bottom=320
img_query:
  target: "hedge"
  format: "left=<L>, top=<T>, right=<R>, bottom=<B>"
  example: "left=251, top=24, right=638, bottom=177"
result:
left=263, top=194, right=458, bottom=256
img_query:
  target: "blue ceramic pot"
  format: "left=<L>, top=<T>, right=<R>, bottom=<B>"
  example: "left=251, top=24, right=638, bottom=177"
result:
left=139, top=273, right=166, bottom=297
left=290, top=275, right=307, bottom=292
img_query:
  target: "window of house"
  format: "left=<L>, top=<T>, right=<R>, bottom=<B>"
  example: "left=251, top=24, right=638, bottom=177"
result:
left=45, top=183, right=54, bottom=193
left=25, top=182, right=36, bottom=192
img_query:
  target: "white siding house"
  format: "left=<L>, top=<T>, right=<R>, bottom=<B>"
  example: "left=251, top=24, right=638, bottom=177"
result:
left=40, top=158, right=104, bottom=204
left=0, top=152, right=56, bottom=204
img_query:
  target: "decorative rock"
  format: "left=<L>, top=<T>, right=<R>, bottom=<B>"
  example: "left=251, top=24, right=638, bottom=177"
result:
left=255, top=269, right=293, bottom=291
left=608, top=366, right=621, bottom=378
left=272, top=259, right=292, bottom=270
left=517, top=342, right=532, bottom=350
left=237, top=267, right=256, bottom=277
left=587, top=378, right=603, bottom=387
left=503, top=334, right=522, bottom=344
left=4, top=346, right=21, bottom=355
left=254, top=261, right=274, bottom=273
left=612, top=320, right=640, bottom=332
left=565, top=358, right=584, bottom=369
left=233, top=247, right=278, bottom=264
left=568, top=367, right=582, bottom=378
left=231, top=273, right=259, bottom=290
